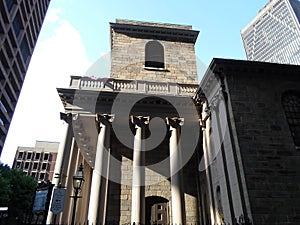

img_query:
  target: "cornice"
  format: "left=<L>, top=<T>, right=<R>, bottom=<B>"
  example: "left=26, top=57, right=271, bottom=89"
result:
left=110, top=22, right=199, bottom=43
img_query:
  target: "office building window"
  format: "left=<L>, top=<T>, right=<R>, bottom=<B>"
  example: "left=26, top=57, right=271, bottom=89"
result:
left=5, top=0, right=15, bottom=11
left=282, top=91, right=300, bottom=148
left=12, top=13, right=22, bottom=37
left=32, top=162, right=39, bottom=170
left=26, top=152, right=32, bottom=160
left=24, top=162, right=30, bottom=170
left=17, top=151, right=24, bottom=159
left=35, top=152, right=40, bottom=160
left=20, top=38, right=30, bottom=62
left=31, top=172, right=36, bottom=178
left=43, top=152, right=49, bottom=161
left=145, top=41, right=165, bottom=69
left=39, top=172, right=45, bottom=180
left=41, top=162, right=47, bottom=171
left=16, top=161, right=22, bottom=169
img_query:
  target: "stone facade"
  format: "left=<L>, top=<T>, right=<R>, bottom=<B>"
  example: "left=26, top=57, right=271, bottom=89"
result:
left=110, top=19, right=199, bottom=84
left=53, top=20, right=201, bottom=225
left=196, top=58, right=300, bottom=225
left=54, top=19, right=300, bottom=225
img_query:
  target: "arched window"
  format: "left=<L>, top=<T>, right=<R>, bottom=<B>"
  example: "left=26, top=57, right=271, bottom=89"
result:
left=282, top=91, right=300, bottom=148
left=145, top=41, right=165, bottom=69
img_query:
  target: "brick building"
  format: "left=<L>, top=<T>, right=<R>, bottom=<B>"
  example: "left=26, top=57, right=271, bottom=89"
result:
left=12, top=140, right=59, bottom=182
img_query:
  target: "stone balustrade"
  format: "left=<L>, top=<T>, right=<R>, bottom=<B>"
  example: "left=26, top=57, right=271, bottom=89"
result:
left=69, top=76, right=198, bottom=96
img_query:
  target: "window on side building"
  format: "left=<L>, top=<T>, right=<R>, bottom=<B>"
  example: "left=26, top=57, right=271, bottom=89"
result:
left=282, top=91, right=300, bottom=149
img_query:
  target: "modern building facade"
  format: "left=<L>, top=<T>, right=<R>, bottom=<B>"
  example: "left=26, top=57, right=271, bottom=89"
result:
left=241, top=0, right=300, bottom=65
left=49, top=20, right=300, bottom=225
left=12, top=140, right=59, bottom=182
left=0, top=0, right=51, bottom=153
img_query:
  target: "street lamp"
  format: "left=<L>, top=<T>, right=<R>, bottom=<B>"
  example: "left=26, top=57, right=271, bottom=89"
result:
left=70, top=163, right=84, bottom=225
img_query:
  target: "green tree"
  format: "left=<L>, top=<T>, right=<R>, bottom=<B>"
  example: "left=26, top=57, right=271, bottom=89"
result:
left=0, top=163, right=37, bottom=224
left=0, top=164, right=12, bottom=206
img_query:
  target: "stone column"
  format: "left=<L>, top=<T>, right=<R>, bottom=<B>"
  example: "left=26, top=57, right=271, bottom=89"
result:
left=88, top=114, right=114, bottom=225
left=167, top=117, right=185, bottom=225
left=131, top=116, right=149, bottom=225
left=47, top=113, right=73, bottom=224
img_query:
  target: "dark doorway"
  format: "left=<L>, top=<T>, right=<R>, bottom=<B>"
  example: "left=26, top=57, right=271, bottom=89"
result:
left=145, top=196, right=169, bottom=225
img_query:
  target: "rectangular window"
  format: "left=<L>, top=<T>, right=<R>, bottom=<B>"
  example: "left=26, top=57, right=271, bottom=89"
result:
left=43, top=153, right=49, bottom=161
left=41, top=163, right=47, bottom=170
left=18, top=151, right=24, bottom=159
left=35, top=152, right=40, bottom=160
left=31, top=172, right=36, bottom=178
left=32, top=162, right=38, bottom=170
left=16, top=161, right=22, bottom=169
left=27, top=152, right=32, bottom=160
left=158, top=213, right=162, bottom=221
left=24, top=162, right=30, bottom=170
left=39, top=172, right=45, bottom=180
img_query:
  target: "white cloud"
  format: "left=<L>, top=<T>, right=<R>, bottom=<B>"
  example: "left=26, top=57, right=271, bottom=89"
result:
left=1, top=19, right=92, bottom=166
left=45, top=8, right=62, bottom=24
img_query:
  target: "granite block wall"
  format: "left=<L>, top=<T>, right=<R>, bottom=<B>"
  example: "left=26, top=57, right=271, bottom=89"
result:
left=225, top=66, right=300, bottom=225
left=110, top=23, right=198, bottom=84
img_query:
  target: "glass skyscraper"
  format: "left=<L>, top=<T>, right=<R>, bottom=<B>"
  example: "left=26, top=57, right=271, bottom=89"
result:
left=0, top=0, right=51, bottom=154
left=241, top=0, right=300, bottom=65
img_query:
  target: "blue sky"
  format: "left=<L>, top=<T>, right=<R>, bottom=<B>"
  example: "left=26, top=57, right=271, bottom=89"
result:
left=0, top=0, right=267, bottom=165
left=41, top=0, right=267, bottom=65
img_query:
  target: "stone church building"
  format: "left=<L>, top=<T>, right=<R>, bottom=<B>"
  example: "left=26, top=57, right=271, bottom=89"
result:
left=47, top=20, right=300, bottom=225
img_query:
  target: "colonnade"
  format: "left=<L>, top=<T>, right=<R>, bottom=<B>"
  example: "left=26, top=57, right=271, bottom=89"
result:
left=48, top=113, right=187, bottom=225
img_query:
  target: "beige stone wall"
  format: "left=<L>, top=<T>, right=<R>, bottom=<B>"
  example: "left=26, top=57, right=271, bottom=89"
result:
left=110, top=32, right=198, bottom=84
left=106, top=155, right=199, bottom=224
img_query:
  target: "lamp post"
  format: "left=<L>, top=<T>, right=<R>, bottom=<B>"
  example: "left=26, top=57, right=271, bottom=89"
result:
left=70, top=163, right=84, bottom=225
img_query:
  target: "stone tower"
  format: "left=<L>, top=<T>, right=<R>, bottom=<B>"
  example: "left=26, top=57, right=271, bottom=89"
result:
left=52, top=20, right=202, bottom=225
left=110, top=19, right=199, bottom=83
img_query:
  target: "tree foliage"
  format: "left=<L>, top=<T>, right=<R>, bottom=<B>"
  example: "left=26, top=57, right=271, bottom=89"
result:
left=0, top=163, right=37, bottom=223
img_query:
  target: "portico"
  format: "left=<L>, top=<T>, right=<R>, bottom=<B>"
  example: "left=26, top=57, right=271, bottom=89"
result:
left=47, top=20, right=203, bottom=225
left=48, top=75, right=201, bottom=225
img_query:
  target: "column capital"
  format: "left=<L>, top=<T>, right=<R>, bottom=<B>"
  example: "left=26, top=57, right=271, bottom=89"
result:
left=130, top=115, right=150, bottom=127
left=96, top=114, right=115, bottom=125
left=60, top=112, right=72, bottom=124
left=166, top=117, right=184, bottom=128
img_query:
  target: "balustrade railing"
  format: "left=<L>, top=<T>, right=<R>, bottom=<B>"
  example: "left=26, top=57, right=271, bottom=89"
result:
left=69, top=76, right=198, bottom=97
